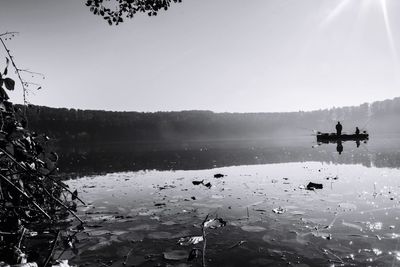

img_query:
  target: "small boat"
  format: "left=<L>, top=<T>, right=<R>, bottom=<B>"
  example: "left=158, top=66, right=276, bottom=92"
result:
left=316, top=132, right=369, bottom=142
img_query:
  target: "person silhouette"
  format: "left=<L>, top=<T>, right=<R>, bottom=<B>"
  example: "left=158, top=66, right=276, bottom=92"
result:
left=336, top=140, right=343, bottom=154
left=356, top=140, right=360, bottom=148
left=336, top=121, right=342, bottom=136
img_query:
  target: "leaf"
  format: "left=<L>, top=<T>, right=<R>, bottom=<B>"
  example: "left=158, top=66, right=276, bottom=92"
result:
left=192, top=180, right=203, bottom=185
left=4, top=78, right=15, bottom=90
left=4, top=57, right=9, bottom=75
left=203, top=182, right=212, bottom=189
left=72, top=189, right=78, bottom=200
left=0, top=87, right=9, bottom=100
left=306, top=182, right=323, bottom=190
left=178, top=236, right=203, bottom=246
left=203, top=218, right=226, bottom=229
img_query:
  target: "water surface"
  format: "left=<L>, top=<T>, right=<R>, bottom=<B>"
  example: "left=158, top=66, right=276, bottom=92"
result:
left=61, top=137, right=400, bottom=266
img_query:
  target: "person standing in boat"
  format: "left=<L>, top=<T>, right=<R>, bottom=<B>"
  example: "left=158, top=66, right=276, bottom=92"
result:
left=355, top=127, right=360, bottom=135
left=336, top=121, right=342, bottom=136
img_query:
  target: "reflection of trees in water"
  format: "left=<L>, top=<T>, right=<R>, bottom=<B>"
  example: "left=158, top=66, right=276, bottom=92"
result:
left=56, top=140, right=400, bottom=176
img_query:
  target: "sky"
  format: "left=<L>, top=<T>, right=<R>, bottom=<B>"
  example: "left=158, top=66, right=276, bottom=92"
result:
left=0, top=0, right=400, bottom=113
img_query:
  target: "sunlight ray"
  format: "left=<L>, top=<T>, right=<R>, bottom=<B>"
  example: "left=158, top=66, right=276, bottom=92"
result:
left=380, top=0, right=400, bottom=77
left=319, top=0, right=351, bottom=29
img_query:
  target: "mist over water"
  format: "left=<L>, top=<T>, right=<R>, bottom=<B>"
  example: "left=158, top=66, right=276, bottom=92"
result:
left=57, top=135, right=400, bottom=176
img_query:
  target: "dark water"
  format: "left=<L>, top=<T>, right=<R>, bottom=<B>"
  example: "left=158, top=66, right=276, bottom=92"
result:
left=58, top=135, right=400, bottom=176
left=60, top=136, right=400, bottom=266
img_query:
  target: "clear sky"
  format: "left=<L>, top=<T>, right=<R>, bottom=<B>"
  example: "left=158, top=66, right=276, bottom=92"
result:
left=1, top=0, right=399, bottom=112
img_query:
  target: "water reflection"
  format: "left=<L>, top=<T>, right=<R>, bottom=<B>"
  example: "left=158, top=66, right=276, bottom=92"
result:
left=316, top=139, right=368, bottom=155
left=55, top=136, right=400, bottom=176
left=337, top=140, right=343, bottom=154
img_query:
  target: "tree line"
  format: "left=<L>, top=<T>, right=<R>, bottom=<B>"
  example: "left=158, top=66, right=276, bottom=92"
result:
left=20, top=97, right=400, bottom=145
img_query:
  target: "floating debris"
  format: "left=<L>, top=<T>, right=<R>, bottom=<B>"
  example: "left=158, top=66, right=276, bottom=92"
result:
left=163, top=250, right=189, bottom=261
left=192, top=180, right=212, bottom=189
left=229, top=240, right=247, bottom=249
left=342, top=221, right=363, bottom=231
left=178, top=236, right=204, bottom=246
left=203, top=182, right=212, bottom=189
left=203, top=218, right=226, bottom=229
left=272, top=207, right=286, bottom=214
left=240, top=225, right=266, bottom=232
left=158, top=185, right=176, bottom=190
left=214, top=173, right=225, bottom=178
left=311, top=231, right=332, bottom=240
left=306, top=182, right=323, bottom=190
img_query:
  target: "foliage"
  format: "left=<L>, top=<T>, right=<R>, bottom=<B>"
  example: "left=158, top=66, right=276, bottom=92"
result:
left=85, top=0, right=182, bottom=25
left=0, top=40, right=82, bottom=266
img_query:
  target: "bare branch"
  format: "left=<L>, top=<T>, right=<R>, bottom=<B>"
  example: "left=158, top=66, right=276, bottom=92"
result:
left=0, top=36, right=28, bottom=115
left=0, top=32, right=19, bottom=38
left=18, top=68, right=45, bottom=78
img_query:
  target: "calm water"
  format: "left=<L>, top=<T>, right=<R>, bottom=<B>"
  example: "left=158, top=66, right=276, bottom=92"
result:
left=61, top=136, right=400, bottom=266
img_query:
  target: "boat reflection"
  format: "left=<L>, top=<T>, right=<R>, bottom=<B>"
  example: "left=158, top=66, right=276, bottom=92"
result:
left=317, top=139, right=368, bottom=154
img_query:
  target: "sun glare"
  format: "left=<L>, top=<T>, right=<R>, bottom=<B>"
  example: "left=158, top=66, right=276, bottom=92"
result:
left=320, top=0, right=399, bottom=80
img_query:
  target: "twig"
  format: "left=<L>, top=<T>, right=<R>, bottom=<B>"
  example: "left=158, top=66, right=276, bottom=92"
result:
left=123, top=247, right=135, bottom=265
left=201, top=214, right=209, bottom=267
left=41, top=185, right=84, bottom=224
left=23, top=81, right=42, bottom=88
left=17, top=227, right=26, bottom=248
left=44, top=175, right=86, bottom=205
left=44, top=230, right=60, bottom=267
left=0, top=178, right=4, bottom=200
left=0, top=231, right=17, bottom=235
left=324, top=214, right=338, bottom=229
left=0, top=32, right=18, bottom=38
left=55, top=231, right=80, bottom=260
left=229, top=240, right=247, bottom=249
left=0, top=173, right=51, bottom=219
left=322, top=248, right=344, bottom=264
left=0, top=36, right=28, bottom=115
left=18, top=69, right=45, bottom=77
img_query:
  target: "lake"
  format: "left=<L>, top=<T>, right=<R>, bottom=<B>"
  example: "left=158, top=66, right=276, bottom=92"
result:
left=60, top=136, right=400, bottom=266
